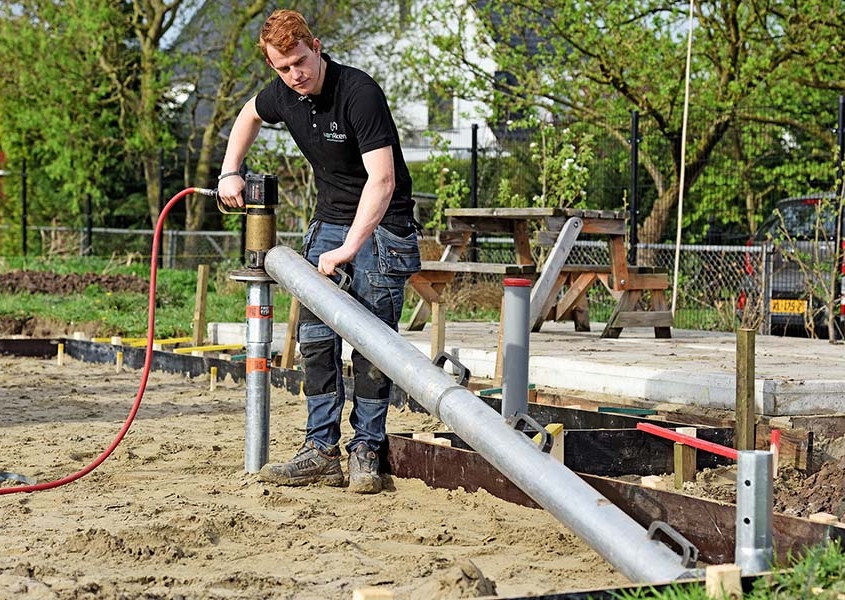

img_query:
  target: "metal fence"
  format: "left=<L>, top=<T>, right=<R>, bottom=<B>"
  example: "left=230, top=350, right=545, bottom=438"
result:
left=467, top=237, right=754, bottom=332
left=10, top=225, right=828, bottom=336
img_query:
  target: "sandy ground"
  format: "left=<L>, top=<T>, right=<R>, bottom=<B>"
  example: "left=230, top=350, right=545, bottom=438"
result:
left=0, top=354, right=627, bottom=600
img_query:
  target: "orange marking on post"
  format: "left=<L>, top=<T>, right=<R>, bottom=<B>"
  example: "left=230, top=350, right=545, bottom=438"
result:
left=246, top=357, right=270, bottom=373
left=246, top=305, right=273, bottom=319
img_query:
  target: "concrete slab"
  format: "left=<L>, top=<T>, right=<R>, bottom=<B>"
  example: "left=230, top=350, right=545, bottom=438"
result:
left=207, top=320, right=845, bottom=417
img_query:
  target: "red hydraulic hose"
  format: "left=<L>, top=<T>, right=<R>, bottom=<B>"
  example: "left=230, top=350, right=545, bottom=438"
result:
left=1, top=187, right=212, bottom=495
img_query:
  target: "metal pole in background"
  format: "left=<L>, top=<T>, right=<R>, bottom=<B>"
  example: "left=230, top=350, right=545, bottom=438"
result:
left=629, top=111, right=640, bottom=265
left=157, top=148, right=164, bottom=269
left=84, top=195, right=93, bottom=256
left=836, top=96, right=844, bottom=337
left=21, top=158, right=27, bottom=258
left=470, top=123, right=479, bottom=261
left=501, top=277, right=531, bottom=418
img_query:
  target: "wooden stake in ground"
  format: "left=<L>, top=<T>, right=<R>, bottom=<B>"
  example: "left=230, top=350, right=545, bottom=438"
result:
left=192, top=264, right=210, bottom=347
left=735, top=328, right=755, bottom=451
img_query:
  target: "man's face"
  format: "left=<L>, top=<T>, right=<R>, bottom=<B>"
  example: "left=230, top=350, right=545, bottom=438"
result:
left=265, top=39, right=323, bottom=96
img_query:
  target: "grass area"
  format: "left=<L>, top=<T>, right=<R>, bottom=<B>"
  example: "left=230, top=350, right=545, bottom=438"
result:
left=0, top=257, right=490, bottom=338
left=0, top=257, right=291, bottom=338
left=0, top=257, right=735, bottom=338
left=618, top=540, right=845, bottom=599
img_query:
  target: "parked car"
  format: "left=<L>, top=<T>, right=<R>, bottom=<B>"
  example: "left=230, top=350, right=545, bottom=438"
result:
left=737, top=193, right=843, bottom=338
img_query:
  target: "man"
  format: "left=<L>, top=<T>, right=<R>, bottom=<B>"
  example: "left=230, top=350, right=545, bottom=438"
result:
left=218, top=9, right=420, bottom=494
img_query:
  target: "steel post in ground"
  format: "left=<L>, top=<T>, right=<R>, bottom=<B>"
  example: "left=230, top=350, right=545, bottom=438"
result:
left=735, top=450, right=774, bottom=574
left=239, top=275, right=274, bottom=473
left=502, top=278, right=531, bottom=418
left=264, top=245, right=697, bottom=584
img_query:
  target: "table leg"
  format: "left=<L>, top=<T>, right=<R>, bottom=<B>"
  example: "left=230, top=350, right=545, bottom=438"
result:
left=431, top=300, right=446, bottom=359
left=601, top=290, right=641, bottom=339
left=406, top=299, right=431, bottom=331
left=650, top=289, right=673, bottom=339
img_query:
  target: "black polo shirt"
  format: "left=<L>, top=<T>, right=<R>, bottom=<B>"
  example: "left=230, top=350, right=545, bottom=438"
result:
left=255, top=54, right=414, bottom=226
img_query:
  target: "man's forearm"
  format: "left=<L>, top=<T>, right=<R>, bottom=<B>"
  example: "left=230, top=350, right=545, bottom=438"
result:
left=221, top=97, right=263, bottom=174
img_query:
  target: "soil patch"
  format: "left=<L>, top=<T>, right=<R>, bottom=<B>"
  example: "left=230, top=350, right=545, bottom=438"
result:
left=0, top=354, right=625, bottom=599
left=0, top=270, right=149, bottom=295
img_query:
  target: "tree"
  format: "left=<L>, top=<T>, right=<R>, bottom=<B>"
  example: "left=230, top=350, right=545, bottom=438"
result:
left=401, top=0, right=845, bottom=245
left=0, top=0, right=134, bottom=252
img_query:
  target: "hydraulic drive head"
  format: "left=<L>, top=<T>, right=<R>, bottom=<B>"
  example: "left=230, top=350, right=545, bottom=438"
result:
left=217, top=173, right=279, bottom=271
left=243, top=174, right=279, bottom=270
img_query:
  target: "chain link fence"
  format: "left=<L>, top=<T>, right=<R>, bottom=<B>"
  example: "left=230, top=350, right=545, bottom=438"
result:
left=5, top=224, right=822, bottom=336
left=459, top=237, right=754, bottom=331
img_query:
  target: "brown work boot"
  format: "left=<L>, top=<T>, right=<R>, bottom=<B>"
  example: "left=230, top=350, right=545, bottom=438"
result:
left=347, top=442, right=382, bottom=494
left=258, top=440, right=344, bottom=487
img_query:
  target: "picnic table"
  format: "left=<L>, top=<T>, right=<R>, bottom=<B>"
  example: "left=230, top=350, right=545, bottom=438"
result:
left=406, top=207, right=673, bottom=362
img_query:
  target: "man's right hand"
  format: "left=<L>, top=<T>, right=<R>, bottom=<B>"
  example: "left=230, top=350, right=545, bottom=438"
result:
left=217, top=174, right=245, bottom=208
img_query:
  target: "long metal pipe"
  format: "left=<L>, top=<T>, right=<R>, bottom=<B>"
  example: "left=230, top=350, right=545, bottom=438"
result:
left=265, top=245, right=696, bottom=583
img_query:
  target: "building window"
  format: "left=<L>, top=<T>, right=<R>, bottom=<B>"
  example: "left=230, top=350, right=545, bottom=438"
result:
left=428, top=86, right=454, bottom=131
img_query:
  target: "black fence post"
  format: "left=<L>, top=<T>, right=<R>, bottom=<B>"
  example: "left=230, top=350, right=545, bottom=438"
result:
left=21, top=158, right=27, bottom=258
left=157, top=148, right=164, bottom=269
left=629, top=111, right=640, bottom=265
left=84, top=195, right=93, bottom=255
left=836, top=96, right=844, bottom=337
left=470, top=123, right=479, bottom=261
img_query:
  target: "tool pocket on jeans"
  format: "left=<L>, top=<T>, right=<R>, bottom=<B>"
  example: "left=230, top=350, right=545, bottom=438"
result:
left=373, top=226, right=421, bottom=275
left=301, top=220, right=321, bottom=258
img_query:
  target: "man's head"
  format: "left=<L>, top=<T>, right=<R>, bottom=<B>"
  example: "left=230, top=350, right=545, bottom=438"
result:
left=260, top=9, right=324, bottom=96
left=259, top=9, right=315, bottom=59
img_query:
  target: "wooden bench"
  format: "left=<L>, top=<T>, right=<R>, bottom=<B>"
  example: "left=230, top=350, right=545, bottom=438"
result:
left=408, top=260, right=536, bottom=359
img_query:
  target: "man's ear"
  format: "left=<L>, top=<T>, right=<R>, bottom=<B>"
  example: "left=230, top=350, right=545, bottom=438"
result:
left=312, top=38, right=321, bottom=53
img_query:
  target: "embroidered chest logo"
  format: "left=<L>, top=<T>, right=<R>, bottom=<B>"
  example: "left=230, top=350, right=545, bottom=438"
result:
left=323, top=121, right=347, bottom=143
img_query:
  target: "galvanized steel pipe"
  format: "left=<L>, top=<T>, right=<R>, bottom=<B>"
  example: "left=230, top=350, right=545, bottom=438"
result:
left=265, top=245, right=697, bottom=583
left=501, top=278, right=531, bottom=418
left=243, top=279, right=273, bottom=472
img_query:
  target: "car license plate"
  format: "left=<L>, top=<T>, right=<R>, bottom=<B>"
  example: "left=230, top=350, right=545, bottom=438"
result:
left=770, top=299, right=807, bottom=314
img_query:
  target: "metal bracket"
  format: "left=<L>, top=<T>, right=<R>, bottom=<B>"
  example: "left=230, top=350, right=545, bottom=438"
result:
left=506, top=412, right=553, bottom=454
left=334, top=268, right=351, bottom=292
left=647, top=520, right=699, bottom=568
left=432, top=351, right=471, bottom=387
left=0, top=471, right=36, bottom=485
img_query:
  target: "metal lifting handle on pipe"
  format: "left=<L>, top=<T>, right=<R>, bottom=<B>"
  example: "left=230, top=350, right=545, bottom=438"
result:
left=264, top=245, right=699, bottom=584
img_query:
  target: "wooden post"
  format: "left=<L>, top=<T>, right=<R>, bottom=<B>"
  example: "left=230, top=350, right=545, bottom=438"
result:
left=705, top=564, right=742, bottom=600
left=494, top=295, right=505, bottom=382
left=281, top=298, right=300, bottom=369
left=191, top=264, right=210, bottom=347
left=431, top=300, right=446, bottom=359
left=674, top=427, right=698, bottom=490
left=352, top=587, right=394, bottom=600
left=735, top=328, right=756, bottom=451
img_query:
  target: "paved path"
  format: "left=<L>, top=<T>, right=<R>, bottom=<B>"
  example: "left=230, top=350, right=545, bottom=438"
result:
left=210, top=320, right=845, bottom=417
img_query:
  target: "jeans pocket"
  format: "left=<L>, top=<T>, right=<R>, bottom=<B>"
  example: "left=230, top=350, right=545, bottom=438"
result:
left=373, top=226, right=421, bottom=275
left=301, top=220, right=320, bottom=257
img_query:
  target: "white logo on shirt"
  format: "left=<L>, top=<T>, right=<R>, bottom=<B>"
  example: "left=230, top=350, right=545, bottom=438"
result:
left=324, top=121, right=347, bottom=142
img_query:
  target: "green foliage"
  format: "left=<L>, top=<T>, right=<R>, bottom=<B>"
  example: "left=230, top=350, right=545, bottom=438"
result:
left=0, top=257, right=291, bottom=338
left=0, top=1, right=137, bottom=239
left=420, top=132, right=470, bottom=230
left=614, top=541, right=845, bottom=600
left=400, top=0, right=845, bottom=243
left=519, top=116, right=594, bottom=209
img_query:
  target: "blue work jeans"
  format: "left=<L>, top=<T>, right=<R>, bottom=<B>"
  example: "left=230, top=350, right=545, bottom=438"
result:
left=297, top=220, right=420, bottom=454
